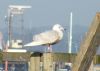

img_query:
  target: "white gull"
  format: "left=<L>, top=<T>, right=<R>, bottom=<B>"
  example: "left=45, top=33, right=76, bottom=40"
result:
left=24, top=24, right=64, bottom=52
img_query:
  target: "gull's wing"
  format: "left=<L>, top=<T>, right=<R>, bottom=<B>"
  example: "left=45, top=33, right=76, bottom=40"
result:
left=24, top=41, right=44, bottom=46
left=24, top=30, right=60, bottom=47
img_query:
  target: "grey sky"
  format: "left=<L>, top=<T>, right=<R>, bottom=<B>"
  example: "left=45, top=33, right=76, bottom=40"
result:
left=0, top=0, right=100, bottom=52
left=0, top=0, right=100, bottom=27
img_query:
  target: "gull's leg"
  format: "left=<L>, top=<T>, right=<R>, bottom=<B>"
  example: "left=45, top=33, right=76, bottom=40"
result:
left=48, top=45, right=52, bottom=52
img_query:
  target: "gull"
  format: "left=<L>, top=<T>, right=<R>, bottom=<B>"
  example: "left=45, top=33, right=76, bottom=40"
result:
left=24, top=24, right=65, bottom=52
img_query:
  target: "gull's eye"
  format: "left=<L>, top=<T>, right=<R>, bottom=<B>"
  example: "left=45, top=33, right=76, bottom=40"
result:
left=59, top=26, right=61, bottom=29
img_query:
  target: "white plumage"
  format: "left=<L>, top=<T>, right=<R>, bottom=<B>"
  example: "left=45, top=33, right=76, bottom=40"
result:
left=24, top=24, right=64, bottom=47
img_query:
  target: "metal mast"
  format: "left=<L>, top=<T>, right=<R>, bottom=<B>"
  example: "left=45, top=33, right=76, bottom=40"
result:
left=68, top=12, right=73, bottom=53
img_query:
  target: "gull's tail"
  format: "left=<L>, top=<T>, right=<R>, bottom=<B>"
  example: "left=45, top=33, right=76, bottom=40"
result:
left=24, top=41, right=44, bottom=47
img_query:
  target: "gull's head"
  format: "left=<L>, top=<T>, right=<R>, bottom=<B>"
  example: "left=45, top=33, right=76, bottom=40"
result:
left=52, top=24, right=64, bottom=31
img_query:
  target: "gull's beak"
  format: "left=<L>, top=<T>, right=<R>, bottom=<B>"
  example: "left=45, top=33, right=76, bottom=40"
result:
left=61, top=27, right=66, bottom=31
left=64, top=28, right=66, bottom=31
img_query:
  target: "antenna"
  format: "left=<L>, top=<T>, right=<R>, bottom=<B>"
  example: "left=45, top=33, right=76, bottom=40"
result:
left=68, top=12, right=73, bottom=53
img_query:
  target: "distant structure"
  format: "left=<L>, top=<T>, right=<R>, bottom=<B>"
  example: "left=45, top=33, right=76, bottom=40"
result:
left=4, top=5, right=31, bottom=71
left=7, top=5, right=31, bottom=48
left=0, top=32, right=4, bottom=51
left=7, top=39, right=22, bottom=48
left=68, top=12, right=73, bottom=53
